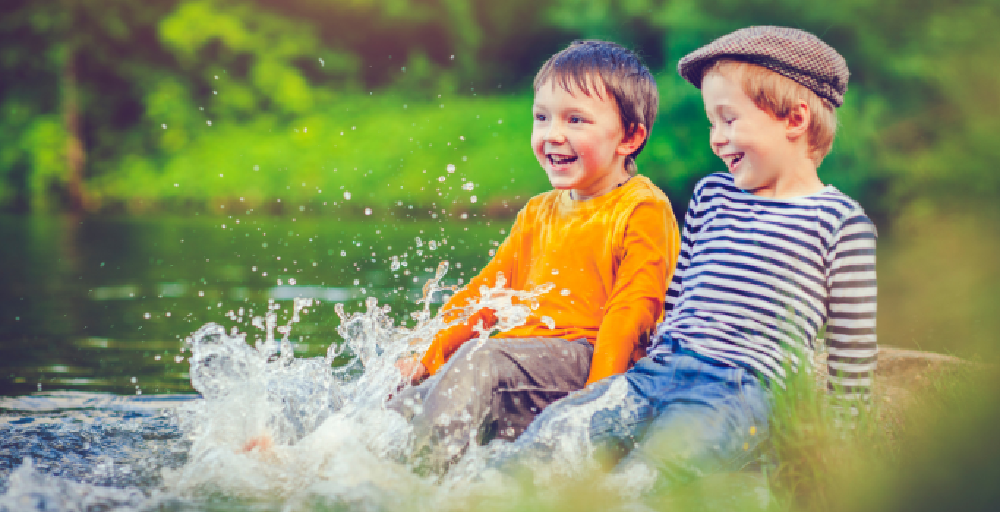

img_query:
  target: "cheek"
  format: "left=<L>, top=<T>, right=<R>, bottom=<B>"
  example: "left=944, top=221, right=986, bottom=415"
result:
left=530, top=132, right=542, bottom=151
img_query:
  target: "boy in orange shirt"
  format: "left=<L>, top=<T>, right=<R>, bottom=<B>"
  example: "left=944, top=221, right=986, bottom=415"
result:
left=390, top=40, right=681, bottom=471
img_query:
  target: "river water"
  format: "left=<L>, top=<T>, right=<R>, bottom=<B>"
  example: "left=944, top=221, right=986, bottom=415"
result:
left=1, top=214, right=668, bottom=511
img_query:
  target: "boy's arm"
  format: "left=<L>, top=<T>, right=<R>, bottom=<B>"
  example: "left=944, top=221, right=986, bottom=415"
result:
left=419, top=210, right=525, bottom=375
left=825, top=213, right=878, bottom=403
left=663, top=193, right=701, bottom=315
left=587, top=201, right=681, bottom=385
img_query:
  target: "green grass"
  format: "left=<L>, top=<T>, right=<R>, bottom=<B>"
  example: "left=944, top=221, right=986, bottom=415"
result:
left=444, top=350, right=995, bottom=512
left=88, top=93, right=545, bottom=213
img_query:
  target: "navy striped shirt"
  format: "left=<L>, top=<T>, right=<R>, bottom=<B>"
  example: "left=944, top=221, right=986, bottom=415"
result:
left=649, top=174, right=878, bottom=400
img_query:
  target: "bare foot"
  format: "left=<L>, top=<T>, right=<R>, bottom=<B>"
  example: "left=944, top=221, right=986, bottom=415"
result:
left=242, top=434, right=274, bottom=453
left=394, top=355, right=429, bottom=385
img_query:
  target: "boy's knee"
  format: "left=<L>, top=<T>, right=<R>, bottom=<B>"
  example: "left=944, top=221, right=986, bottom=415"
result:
left=636, top=405, right=766, bottom=479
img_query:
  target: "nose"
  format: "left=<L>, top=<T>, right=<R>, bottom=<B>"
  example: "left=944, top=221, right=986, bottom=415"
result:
left=543, top=121, right=567, bottom=144
left=709, top=125, right=727, bottom=151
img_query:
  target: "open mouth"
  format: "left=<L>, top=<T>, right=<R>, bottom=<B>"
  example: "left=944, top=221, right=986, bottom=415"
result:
left=547, top=154, right=578, bottom=166
left=727, top=153, right=744, bottom=170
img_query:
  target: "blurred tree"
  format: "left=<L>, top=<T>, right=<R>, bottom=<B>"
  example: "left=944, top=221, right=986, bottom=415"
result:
left=0, top=0, right=181, bottom=210
left=0, top=0, right=996, bottom=222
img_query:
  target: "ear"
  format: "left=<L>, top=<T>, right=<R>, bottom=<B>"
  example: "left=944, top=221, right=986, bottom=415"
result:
left=785, top=100, right=810, bottom=141
left=617, top=123, right=648, bottom=156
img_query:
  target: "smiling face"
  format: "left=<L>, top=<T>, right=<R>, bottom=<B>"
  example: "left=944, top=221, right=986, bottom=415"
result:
left=531, top=78, right=643, bottom=199
left=701, top=71, right=798, bottom=196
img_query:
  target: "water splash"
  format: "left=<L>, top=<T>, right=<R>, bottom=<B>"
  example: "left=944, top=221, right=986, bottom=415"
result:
left=159, top=262, right=563, bottom=498
left=0, top=263, right=637, bottom=510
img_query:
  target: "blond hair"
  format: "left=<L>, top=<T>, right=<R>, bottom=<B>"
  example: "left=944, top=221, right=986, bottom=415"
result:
left=704, top=59, right=837, bottom=165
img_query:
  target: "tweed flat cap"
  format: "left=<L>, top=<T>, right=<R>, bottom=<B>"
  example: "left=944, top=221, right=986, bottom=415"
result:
left=677, top=26, right=849, bottom=107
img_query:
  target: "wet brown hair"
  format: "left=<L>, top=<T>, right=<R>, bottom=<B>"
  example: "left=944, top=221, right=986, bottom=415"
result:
left=534, top=40, right=658, bottom=174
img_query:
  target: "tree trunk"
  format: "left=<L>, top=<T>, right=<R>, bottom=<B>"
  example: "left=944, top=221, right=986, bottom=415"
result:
left=63, top=49, right=86, bottom=212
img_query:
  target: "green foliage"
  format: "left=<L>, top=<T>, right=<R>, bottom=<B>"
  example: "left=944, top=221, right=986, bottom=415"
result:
left=89, top=93, right=542, bottom=209
left=1, top=0, right=998, bottom=220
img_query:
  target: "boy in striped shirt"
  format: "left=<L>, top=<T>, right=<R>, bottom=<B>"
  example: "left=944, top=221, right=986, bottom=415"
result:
left=502, top=26, right=878, bottom=488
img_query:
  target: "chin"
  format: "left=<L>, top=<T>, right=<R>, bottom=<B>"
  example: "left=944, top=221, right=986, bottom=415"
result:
left=731, top=171, right=757, bottom=191
left=545, top=173, right=576, bottom=190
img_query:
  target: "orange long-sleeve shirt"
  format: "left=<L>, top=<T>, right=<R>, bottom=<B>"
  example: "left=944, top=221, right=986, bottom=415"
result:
left=420, top=175, right=681, bottom=385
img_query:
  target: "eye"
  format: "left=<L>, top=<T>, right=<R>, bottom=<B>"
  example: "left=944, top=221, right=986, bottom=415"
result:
left=724, top=117, right=736, bottom=125
left=534, top=113, right=547, bottom=122
left=569, top=115, right=584, bottom=124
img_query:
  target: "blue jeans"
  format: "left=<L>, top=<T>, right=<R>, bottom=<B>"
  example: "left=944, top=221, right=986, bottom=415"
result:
left=502, top=347, right=772, bottom=490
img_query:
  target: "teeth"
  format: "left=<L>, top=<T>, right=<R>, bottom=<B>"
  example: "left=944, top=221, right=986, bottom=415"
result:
left=548, top=155, right=577, bottom=165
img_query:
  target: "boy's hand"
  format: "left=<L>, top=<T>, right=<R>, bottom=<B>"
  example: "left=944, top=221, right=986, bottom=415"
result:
left=242, top=434, right=273, bottom=453
left=395, top=354, right=429, bottom=385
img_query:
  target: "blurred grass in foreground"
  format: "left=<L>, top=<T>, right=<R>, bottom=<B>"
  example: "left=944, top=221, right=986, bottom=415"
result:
left=440, top=352, right=996, bottom=512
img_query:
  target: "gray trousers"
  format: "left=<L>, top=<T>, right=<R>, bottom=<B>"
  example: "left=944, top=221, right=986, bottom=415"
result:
left=387, top=337, right=593, bottom=472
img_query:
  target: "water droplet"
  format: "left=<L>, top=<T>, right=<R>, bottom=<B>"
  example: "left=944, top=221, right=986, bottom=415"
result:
left=353, top=279, right=360, bottom=286
left=560, top=288, right=571, bottom=296
left=364, top=207, right=372, bottom=215
left=415, top=237, right=423, bottom=247
left=541, top=316, right=555, bottom=329
left=198, top=291, right=205, bottom=297
left=165, top=312, right=171, bottom=317
left=470, top=195, right=478, bottom=203
left=130, top=376, right=137, bottom=384
left=551, top=269, right=559, bottom=275
left=438, top=176, right=446, bottom=182
left=390, top=260, right=401, bottom=271
left=428, top=240, right=438, bottom=250
left=143, top=312, right=151, bottom=319
left=253, top=165, right=259, bottom=171
left=344, top=191, right=352, bottom=200
left=161, top=124, right=167, bottom=129
left=206, top=120, right=212, bottom=126
left=462, top=182, right=474, bottom=191
left=447, top=164, right=456, bottom=173
left=436, top=260, right=449, bottom=279
left=340, top=250, right=347, bottom=256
